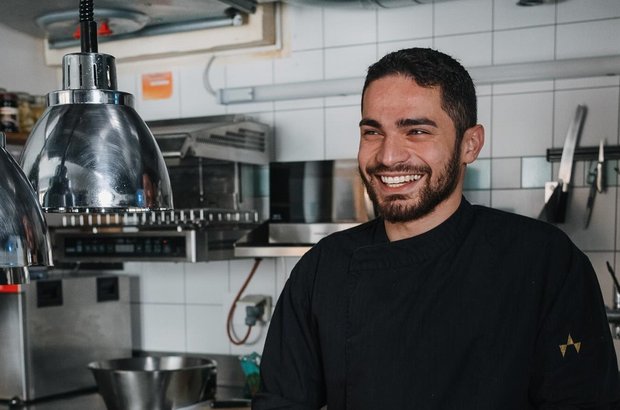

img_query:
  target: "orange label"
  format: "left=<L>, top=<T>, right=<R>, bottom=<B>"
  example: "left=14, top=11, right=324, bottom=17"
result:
left=142, top=72, right=173, bottom=100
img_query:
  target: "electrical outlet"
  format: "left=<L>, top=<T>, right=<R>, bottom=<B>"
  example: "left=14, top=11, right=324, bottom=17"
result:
left=238, top=294, right=272, bottom=324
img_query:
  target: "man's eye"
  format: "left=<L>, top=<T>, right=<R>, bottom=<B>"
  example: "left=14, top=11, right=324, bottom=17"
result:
left=362, top=129, right=380, bottom=136
left=408, top=129, right=428, bottom=136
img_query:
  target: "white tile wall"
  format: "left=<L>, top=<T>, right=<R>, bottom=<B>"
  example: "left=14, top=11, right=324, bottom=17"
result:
left=285, top=4, right=324, bottom=51
left=377, top=38, right=434, bottom=58
left=136, top=304, right=187, bottom=352
left=476, top=95, right=492, bottom=159
left=521, top=157, right=551, bottom=188
left=323, top=8, right=377, bottom=47
left=557, top=0, right=620, bottom=23
left=179, top=61, right=227, bottom=118
left=493, top=26, right=555, bottom=65
left=0, top=24, right=57, bottom=94
left=463, top=189, right=491, bottom=207
left=464, top=159, right=491, bottom=190
left=103, top=0, right=620, bottom=358
left=553, top=87, right=620, bottom=147
left=185, top=261, right=230, bottom=304
left=491, top=188, right=544, bottom=219
left=434, top=0, right=493, bottom=37
left=377, top=4, right=433, bottom=42
left=131, top=262, right=186, bottom=304
left=273, top=49, right=324, bottom=83
left=556, top=20, right=620, bottom=59
left=491, top=158, right=520, bottom=189
left=562, top=187, right=617, bottom=252
left=325, top=105, right=361, bottom=159
left=491, top=91, right=554, bottom=157
left=493, top=0, right=555, bottom=30
left=274, top=108, right=325, bottom=161
left=434, top=32, right=493, bottom=67
left=324, top=44, right=378, bottom=79
left=186, top=304, right=231, bottom=354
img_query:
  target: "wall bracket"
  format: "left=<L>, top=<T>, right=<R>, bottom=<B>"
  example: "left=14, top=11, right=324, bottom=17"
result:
left=546, top=145, right=620, bottom=162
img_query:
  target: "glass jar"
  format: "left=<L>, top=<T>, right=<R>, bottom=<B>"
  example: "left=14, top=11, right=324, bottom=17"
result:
left=30, top=95, right=47, bottom=125
left=16, top=92, right=34, bottom=133
left=0, top=92, right=19, bottom=133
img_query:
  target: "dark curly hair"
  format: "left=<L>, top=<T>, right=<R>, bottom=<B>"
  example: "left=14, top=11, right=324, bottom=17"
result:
left=362, top=48, right=477, bottom=142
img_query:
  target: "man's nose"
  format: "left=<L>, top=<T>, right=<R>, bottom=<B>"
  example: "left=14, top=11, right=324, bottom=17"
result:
left=377, top=135, right=408, bottom=166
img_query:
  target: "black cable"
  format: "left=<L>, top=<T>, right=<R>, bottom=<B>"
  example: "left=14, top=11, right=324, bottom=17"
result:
left=226, top=258, right=263, bottom=345
left=606, top=261, right=620, bottom=292
left=79, top=0, right=98, bottom=53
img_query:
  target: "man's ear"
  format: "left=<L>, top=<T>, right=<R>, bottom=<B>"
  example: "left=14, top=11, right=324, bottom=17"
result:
left=461, top=124, right=485, bottom=164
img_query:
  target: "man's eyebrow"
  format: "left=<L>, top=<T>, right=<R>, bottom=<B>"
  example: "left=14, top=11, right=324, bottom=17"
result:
left=359, top=117, right=438, bottom=128
left=359, top=118, right=381, bottom=128
left=396, top=117, right=437, bottom=128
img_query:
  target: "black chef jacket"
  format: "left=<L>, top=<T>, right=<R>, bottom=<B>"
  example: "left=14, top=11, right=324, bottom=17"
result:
left=253, top=199, right=620, bottom=410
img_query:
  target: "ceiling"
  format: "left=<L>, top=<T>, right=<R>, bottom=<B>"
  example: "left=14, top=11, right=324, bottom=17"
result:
left=0, top=0, right=259, bottom=46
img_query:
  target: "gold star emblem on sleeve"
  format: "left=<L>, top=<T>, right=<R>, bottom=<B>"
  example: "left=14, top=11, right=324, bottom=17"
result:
left=559, top=334, right=581, bottom=357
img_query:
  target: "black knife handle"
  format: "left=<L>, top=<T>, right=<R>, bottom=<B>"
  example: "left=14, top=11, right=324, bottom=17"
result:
left=541, top=184, right=568, bottom=224
left=554, top=190, right=569, bottom=223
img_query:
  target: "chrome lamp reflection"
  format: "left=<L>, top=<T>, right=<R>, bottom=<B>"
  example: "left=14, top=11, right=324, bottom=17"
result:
left=19, top=0, right=173, bottom=213
left=0, top=133, right=52, bottom=284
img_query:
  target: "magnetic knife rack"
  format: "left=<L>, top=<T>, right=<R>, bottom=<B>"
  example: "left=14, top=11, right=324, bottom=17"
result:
left=547, top=145, right=620, bottom=162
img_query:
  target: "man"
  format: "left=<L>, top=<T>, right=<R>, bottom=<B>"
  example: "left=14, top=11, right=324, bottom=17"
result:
left=253, top=48, right=620, bottom=409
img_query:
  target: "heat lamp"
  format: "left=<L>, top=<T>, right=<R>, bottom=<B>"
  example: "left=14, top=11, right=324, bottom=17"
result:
left=20, top=0, right=173, bottom=213
left=0, top=133, right=52, bottom=284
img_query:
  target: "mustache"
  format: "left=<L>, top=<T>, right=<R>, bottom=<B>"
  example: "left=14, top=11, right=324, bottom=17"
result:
left=364, top=163, right=432, bottom=175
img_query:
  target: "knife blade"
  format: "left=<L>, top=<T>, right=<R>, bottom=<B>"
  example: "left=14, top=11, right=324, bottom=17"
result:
left=584, top=140, right=605, bottom=229
left=539, top=104, right=587, bottom=223
left=558, top=105, right=587, bottom=189
left=597, top=139, right=604, bottom=193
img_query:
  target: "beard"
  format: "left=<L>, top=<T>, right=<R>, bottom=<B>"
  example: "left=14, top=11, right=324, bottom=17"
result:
left=361, top=143, right=462, bottom=223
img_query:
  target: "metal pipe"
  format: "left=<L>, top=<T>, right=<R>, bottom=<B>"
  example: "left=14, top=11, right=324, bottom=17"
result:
left=49, top=14, right=243, bottom=50
left=217, top=55, right=620, bottom=104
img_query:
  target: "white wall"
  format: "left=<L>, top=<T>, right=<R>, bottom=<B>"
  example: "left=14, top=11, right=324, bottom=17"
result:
left=0, top=25, right=58, bottom=94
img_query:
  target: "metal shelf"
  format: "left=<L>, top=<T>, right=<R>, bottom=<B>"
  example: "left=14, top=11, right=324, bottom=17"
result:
left=546, top=145, right=620, bottom=162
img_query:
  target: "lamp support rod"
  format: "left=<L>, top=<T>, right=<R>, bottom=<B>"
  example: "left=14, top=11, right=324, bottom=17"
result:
left=79, top=0, right=98, bottom=53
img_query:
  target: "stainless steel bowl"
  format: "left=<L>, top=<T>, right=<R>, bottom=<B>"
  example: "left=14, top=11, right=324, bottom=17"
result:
left=88, top=356, right=217, bottom=410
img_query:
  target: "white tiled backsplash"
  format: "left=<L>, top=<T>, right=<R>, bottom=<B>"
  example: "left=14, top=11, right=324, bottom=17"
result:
left=111, top=0, right=620, bottom=363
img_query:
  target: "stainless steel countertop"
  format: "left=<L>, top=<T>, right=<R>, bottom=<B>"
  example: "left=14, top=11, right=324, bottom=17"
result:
left=0, top=391, right=107, bottom=410
left=0, top=391, right=250, bottom=410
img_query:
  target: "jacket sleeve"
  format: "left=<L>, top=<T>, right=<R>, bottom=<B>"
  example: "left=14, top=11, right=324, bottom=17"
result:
left=252, top=248, right=326, bottom=410
left=529, top=235, right=620, bottom=409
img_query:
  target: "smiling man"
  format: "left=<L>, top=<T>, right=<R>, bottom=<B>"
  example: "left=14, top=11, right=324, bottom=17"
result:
left=253, top=48, right=619, bottom=410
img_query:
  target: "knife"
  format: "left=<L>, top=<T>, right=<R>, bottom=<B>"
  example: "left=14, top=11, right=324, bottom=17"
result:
left=539, top=105, right=587, bottom=223
left=596, top=139, right=605, bottom=193
left=584, top=140, right=605, bottom=228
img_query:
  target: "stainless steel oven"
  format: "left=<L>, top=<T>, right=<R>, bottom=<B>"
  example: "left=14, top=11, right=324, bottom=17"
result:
left=235, top=159, right=375, bottom=257
left=47, top=115, right=272, bottom=263
left=0, top=272, right=131, bottom=402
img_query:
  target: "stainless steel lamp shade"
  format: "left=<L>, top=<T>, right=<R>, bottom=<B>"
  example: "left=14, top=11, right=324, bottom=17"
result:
left=0, top=133, right=52, bottom=284
left=20, top=52, right=173, bottom=213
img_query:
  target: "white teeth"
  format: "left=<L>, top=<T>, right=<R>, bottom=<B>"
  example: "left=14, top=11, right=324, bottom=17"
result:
left=380, top=174, right=422, bottom=186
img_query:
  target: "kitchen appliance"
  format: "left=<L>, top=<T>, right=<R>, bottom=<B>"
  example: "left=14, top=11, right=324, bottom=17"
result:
left=0, top=132, right=52, bottom=285
left=235, top=159, right=374, bottom=257
left=20, top=0, right=173, bottom=213
left=48, top=115, right=272, bottom=263
left=88, top=356, right=217, bottom=410
left=0, top=272, right=132, bottom=402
